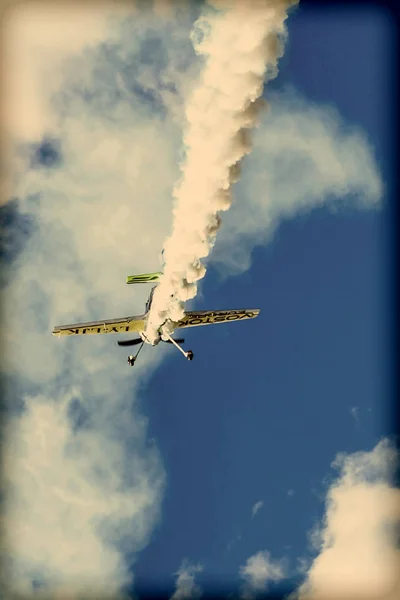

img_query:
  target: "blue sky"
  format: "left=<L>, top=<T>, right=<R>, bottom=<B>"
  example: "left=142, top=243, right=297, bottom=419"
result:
left=1, top=2, right=398, bottom=599
left=133, top=4, right=393, bottom=597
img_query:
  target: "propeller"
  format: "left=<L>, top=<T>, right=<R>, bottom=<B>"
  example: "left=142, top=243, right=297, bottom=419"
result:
left=117, top=338, right=143, bottom=347
left=163, top=338, right=185, bottom=344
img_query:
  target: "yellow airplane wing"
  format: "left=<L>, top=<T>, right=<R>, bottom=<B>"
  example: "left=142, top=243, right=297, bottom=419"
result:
left=52, top=315, right=146, bottom=336
left=175, top=308, right=260, bottom=329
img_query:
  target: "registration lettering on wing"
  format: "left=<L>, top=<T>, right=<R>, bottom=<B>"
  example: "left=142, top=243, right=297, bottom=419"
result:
left=178, top=310, right=259, bottom=327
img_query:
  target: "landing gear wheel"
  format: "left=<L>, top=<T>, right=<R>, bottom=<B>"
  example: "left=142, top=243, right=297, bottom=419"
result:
left=186, top=350, right=194, bottom=361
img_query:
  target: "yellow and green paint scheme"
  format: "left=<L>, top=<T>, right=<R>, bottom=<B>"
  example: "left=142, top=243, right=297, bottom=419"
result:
left=126, top=272, right=162, bottom=284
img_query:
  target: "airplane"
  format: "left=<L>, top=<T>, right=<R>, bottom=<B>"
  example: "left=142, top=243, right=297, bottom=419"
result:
left=52, top=272, right=260, bottom=367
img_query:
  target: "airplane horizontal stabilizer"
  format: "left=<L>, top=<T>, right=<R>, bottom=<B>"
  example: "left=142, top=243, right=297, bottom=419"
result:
left=126, top=272, right=162, bottom=284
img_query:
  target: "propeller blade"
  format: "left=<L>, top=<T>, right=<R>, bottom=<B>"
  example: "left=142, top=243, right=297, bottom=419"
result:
left=117, top=338, right=143, bottom=347
left=163, top=338, right=185, bottom=344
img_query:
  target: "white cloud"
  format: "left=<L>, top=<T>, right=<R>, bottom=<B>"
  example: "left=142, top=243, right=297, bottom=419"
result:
left=211, top=89, right=383, bottom=274
left=0, top=3, right=198, bottom=597
left=252, top=500, right=264, bottom=518
left=2, top=3, right=198, bottom=380
left=0, top=1, right=386, bottom=597
left=2, top=0, right=131, bottom=142
left=171, top=561, right=203, bottom=600
left=239, top=551, right=286, bottom=599
left=294, top=438, right=400, bottom=600
left=2, top=391, right=165, bottom=599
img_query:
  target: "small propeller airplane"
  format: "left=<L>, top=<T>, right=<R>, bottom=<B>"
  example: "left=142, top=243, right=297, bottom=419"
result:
left=52, top=272, right=260, bottom=367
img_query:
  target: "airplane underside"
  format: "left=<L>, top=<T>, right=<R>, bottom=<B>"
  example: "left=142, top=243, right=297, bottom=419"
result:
left=52, top=271, right=260, bottom=368
left=126, top=331, right=194, bottom=367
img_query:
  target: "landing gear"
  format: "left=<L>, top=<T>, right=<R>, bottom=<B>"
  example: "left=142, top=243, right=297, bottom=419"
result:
left=164, top=332, right=194, bottom=362
left=124, top=334, right=193, bottom=367
left=126, top=340, right=145, bottom=366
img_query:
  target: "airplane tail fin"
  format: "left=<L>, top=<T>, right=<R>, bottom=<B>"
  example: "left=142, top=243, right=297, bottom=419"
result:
left=126, top=272, right=162, bottom=284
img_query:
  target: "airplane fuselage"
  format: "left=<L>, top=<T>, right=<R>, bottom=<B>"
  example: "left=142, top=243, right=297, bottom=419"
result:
left=139, top=328, right=162, bottom=346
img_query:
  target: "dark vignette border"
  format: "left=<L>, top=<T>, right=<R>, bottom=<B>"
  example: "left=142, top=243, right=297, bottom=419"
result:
left=0, top=0, right=398, bottom=598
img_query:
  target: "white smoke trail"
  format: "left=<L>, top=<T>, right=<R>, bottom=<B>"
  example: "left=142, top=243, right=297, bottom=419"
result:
left=145, top=0, right=298, bottom=343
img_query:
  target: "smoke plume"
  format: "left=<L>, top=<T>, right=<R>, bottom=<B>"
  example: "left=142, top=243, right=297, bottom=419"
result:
left=145, top=0, right=298, bottom=343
